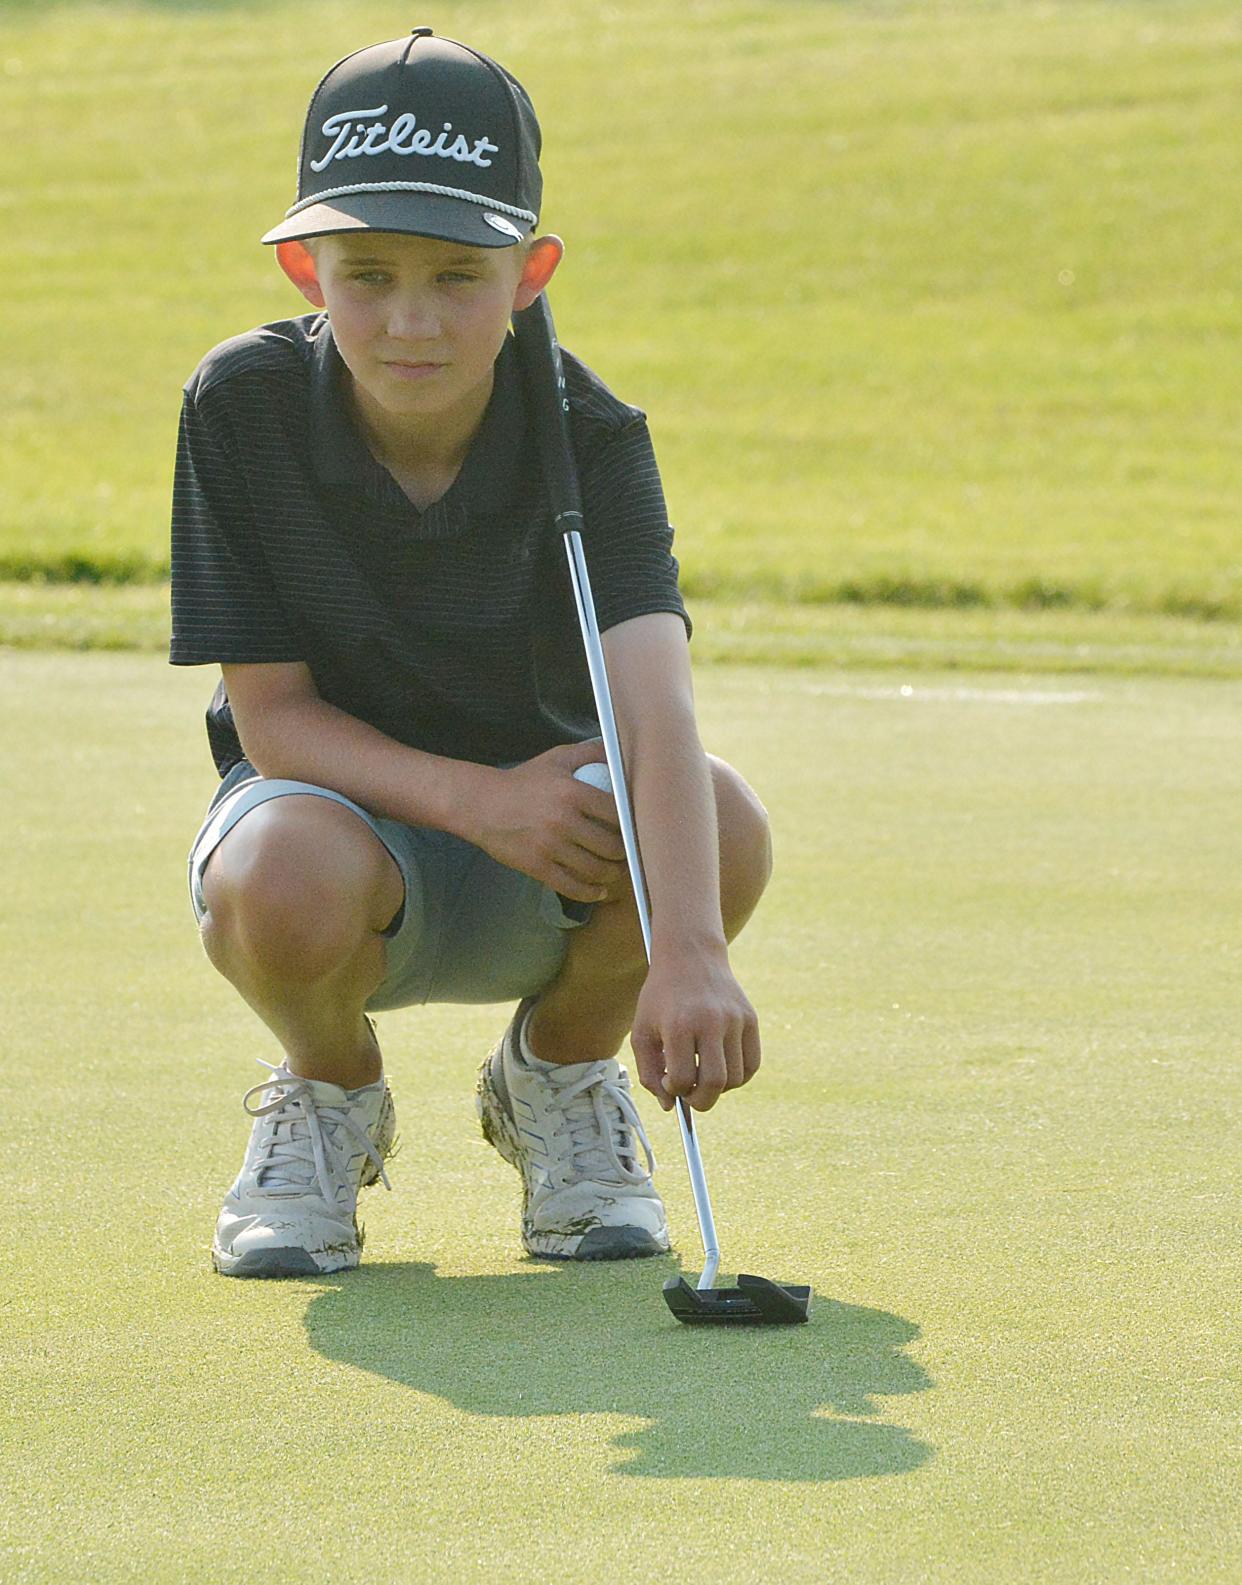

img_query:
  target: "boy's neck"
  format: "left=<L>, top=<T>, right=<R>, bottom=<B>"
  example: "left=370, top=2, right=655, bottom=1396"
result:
left=345, top=367, right=495, bottom=507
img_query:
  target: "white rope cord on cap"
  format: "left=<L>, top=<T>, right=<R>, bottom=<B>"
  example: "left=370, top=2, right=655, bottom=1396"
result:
left=285, top=181, right=537, bottom=222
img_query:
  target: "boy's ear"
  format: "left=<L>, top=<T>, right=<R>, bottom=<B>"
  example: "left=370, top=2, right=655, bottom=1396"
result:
left=512, top=235, right=564, bottom=312
left=276, top=241, right=326, bottom=309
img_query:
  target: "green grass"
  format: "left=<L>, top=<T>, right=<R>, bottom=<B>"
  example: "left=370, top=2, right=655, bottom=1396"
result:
left=1, top=652, right=1238, bottom=1582
left=2, top=0, right=1241, bottom=619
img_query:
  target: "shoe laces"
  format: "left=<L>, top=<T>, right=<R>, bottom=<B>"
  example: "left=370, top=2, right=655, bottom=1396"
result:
left=242, top=1058, right=392, bottom=1205
left=542, top=1064, right=656, bottom=1188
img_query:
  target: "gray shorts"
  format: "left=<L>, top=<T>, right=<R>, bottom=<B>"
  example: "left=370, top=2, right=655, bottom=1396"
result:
left=187, top=761, right=591, bottom=1012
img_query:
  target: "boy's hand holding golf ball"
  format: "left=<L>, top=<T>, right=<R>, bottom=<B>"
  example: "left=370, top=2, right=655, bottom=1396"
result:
left=469, top=742, right=629, bottom=906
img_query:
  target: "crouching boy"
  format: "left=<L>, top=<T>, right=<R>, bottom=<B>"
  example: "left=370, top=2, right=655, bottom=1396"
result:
left=170, top=29, right=771, bottom=1278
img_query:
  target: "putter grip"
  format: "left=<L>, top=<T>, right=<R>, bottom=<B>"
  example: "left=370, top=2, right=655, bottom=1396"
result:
left=513, top=294, right=582, bottom=529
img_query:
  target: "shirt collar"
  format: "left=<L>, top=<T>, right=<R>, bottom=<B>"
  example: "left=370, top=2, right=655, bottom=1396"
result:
left=307, top=313, right=527, bottom=532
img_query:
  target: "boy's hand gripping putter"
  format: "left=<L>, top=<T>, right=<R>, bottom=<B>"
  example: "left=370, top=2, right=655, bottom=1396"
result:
left=513, top=294, right=811, bottom=1327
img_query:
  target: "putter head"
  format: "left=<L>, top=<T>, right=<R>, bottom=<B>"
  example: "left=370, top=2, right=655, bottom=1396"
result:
left=662, top=1273, right=812, bottom=1326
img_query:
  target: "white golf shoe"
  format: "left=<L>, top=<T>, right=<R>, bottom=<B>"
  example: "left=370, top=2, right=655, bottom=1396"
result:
left=212, top=1057, right=397, bottom=1278
left=475, top=999, right=670, bottom=1260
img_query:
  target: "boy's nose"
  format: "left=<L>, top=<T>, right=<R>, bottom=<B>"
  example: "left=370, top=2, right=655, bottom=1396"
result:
left=385, top=292, right=441, bottom=342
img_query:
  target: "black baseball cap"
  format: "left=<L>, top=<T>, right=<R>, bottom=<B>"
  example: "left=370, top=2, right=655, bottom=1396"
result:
left=262, top=28, right=542, bottom=250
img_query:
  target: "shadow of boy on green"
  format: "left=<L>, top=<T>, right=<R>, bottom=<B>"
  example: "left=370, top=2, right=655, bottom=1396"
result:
left=303, top=1260, right=933, bottom=1481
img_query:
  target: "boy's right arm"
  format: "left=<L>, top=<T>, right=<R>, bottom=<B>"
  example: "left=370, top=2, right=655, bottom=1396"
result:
left=223, top=662, right=625, bottom=906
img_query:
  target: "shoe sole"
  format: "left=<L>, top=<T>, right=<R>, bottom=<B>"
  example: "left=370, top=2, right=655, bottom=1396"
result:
left=212, top=1245, right=350, bottom=1279
left=475, top=1050, right=670, bottom=1262
left=535, top=1226, right=669, bottom=1261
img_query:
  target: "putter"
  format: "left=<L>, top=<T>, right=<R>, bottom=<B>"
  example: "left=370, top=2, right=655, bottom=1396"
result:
left=513, top=293, right=810, bottom=1327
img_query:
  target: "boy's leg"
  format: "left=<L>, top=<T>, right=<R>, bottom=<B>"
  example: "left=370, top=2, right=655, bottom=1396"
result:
left=526, top=755, right=773, bottom=1066
left=196, top=792, right=406, bottom=1278
left=198, top=795, right=405, bottom=1088
left=474, top=755, right=771, bottom=1261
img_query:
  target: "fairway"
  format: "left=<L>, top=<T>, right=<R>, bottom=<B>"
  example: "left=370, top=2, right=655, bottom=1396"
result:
left=2, top=652, right=1237, bottom=1583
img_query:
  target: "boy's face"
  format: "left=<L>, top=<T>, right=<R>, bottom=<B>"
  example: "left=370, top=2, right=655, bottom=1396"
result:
left=304, top=231, right=552, bottom=425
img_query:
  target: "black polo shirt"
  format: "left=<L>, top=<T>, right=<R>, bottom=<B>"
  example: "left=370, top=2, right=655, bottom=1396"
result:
left=169, top=311, right=691, bottom=776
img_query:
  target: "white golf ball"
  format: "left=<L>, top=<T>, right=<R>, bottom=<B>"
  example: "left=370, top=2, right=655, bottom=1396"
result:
left=573, top=761, right=613, bottom=794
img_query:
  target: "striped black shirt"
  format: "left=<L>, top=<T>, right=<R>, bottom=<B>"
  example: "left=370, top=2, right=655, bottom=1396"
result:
left=169, top=312, right=691, bottom=776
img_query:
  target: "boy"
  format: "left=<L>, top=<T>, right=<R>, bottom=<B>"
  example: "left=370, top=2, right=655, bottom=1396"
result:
left=171, top=28, right=772, bottom=1279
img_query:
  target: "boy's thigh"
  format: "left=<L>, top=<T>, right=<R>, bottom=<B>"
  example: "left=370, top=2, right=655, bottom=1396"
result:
left=186, top=762, right=586, bottom=1012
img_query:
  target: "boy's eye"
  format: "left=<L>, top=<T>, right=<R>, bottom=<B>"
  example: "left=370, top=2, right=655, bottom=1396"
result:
left=346, top=269, right=478, bottom=285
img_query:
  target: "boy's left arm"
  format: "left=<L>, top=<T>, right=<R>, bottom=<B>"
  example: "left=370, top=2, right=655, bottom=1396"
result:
left=602, top=611, right=761, bottom=1113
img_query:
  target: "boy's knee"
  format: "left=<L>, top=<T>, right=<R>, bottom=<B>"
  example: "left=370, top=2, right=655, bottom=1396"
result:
left=199, top=798, right=399, bottom=982
left=708, top=757, right=773, bottom=925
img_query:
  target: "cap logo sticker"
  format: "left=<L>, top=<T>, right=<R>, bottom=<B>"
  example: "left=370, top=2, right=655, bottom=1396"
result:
left=310, top=105, right=501, bottom=172
left=483, top=213, right=523, bottom=239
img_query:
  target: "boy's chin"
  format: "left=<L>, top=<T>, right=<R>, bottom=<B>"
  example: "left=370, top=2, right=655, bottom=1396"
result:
left=349, top=357, right=495, bottom=429
left=364, top=369, right=455, bottom=411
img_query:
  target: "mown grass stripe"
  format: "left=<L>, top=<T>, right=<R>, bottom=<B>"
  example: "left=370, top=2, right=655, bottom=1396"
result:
left=3, top=552, right=1239, bottom=625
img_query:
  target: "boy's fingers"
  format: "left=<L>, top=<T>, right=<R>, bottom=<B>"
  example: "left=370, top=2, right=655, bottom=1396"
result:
left=630, top=1025, right=672, bottom=1108
left=566, top=740, right=607, bottom=771
left=579, top=788, right=621, bottom=832
left=562, top=743, right=620, bottom=830
left=742, top=1012, right=762, bottom=1080
left=723, top=1023, right=746, bottom=1091
left=687, top=1034, right=727, bottom=1111
left=563, top=845, right=624, bottom=890
left=573, top=820, right=625, bottom=861
left=635, top=1009, right=756, bottom=1115
left=660, top=1026, right=699, bottom=1108
left=549, top=864, right=607, bottom=904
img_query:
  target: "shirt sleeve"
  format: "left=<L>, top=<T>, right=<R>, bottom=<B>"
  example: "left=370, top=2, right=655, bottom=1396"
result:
left=575, top=417, right=693, bottom=641
left=168, top=387, right=303, bottom=666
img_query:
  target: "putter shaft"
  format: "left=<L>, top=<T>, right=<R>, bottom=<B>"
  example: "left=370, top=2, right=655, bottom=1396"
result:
left=563, top=530, right=722, bottom=1291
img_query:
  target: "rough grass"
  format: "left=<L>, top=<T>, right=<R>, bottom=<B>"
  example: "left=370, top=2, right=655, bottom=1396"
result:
left=2, top=0, right=1240, bottom=619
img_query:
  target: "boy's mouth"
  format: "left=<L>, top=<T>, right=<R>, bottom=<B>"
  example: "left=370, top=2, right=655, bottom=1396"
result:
left=383, top=359, right=447, bottom=382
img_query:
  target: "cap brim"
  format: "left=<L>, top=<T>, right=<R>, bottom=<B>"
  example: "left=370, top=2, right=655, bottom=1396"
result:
left=261, top=190, right=531, bottom=248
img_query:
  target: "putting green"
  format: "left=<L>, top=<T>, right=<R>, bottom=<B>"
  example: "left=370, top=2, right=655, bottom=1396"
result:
left=1, top=652, right=1237, bottom=1582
